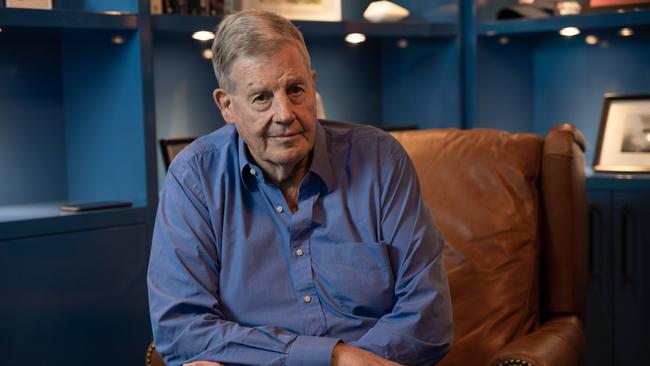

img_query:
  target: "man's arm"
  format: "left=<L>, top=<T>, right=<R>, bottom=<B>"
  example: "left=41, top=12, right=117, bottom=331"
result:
left=147, top=165, right=339, bottom=366
left=348, top=139, right=453, bottom=365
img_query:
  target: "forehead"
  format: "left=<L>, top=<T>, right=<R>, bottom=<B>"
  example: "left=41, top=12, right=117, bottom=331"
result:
left=229, top=45, right=311, bottom=91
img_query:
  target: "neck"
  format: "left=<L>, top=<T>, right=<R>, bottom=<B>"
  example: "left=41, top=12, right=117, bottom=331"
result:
left=255, top=154, right=311, bottom=213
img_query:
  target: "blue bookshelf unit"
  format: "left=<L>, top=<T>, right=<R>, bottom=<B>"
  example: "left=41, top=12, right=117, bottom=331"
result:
left=0, top=2, right=152, bottom=366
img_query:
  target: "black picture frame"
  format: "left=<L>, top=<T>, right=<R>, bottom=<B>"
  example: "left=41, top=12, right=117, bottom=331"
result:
left=593, top=94, right=650, bottom=173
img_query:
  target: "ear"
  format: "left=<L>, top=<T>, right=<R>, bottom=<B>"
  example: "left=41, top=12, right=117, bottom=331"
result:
left=213, top=88, right=235, bottom=125
left=311, top=69, right=317, bottom=87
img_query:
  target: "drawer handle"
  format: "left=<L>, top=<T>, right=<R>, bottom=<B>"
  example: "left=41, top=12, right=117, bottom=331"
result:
left=588, top=204, right=601, bottom=277
left=620, top=206, right=633, bottom=284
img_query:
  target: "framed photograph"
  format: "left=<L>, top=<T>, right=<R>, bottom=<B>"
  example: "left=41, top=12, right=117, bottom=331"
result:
left=593, top=94, right=650, bottom=173
left=241, top=0, right=342, bottom=21
left=586, top=0, right=650, bottom=13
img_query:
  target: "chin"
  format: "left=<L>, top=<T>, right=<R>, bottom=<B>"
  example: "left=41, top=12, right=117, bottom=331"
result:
left=269, top=148, right=310, bottom=166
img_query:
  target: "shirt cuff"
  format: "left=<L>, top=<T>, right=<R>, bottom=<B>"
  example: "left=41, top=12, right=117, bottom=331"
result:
left=286, top=335, right=340, bottom=366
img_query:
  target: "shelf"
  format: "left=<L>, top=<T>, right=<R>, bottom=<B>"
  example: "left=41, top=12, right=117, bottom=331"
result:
left=477, top=10, right=650, bottom=36
left=0, top=202, right=146, bottom=241
left=587, top=173, right=650, bottom=191
left=0, top=8, right=137, bottom=30
left=152, top=14, right=457, bottom=38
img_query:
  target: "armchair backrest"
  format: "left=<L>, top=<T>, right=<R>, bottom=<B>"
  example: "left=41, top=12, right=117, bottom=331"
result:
left=390, top=125, right=586, bottom=365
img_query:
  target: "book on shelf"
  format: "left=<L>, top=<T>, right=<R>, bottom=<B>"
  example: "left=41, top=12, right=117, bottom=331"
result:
left=151, top=0, right=162, bottom=14
left=162, top=0, right=238, bottom=15
left=5, top=0, right=53, bottom=9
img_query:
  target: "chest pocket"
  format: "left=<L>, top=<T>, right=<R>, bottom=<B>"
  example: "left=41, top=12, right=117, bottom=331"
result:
left=310, top=241, right=395, bottom=317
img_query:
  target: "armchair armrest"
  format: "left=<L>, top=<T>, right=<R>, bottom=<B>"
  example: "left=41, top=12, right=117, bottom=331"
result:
left=488, top=316, right=586, bottom=366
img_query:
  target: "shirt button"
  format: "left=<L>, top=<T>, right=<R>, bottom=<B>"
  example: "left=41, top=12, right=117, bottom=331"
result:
left=296, top=248, right=304, bottom=256
left=275, top=205, right=284, bottom=213
left=249, top=168, right=257, bottom=176
left=303, top=295, right=312, bottom=303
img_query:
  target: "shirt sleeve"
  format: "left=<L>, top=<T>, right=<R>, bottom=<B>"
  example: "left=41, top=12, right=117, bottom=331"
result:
left=147, top=162, right=339, bottom=366
left=348, top=139, right=453, bottom=366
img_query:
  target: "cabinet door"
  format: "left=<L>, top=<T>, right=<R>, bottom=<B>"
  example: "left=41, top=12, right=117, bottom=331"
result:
left=586, top=191, right=613, bottom=366
left=613, top=192, right=650, bottom=365
left=0, top=224, right=150, bottom=366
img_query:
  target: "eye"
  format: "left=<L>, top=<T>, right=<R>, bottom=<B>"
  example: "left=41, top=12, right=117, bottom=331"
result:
left=288, top=85, right=304, bottom=95
left=252, top=93, right=271, bottom=104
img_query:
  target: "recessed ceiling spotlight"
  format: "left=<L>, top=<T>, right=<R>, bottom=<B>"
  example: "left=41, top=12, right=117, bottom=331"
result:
left=499, top=36, right=509, bottom=45
left=559, top=27, right=581, bottom=37
left=345, top=33, right=366, bottom=44
left=202, top=49, right=213, bottom=60
left=618, top=27, right=634, bottom=36
left=585, top=35, right=598, bottom=45
left=111, top=35, right=125, bottom=44
left=396, top=39, right=408, bottom=48
left=486, top=31, right=497, bottom=36
left=192, top=31, right=215, bottom=42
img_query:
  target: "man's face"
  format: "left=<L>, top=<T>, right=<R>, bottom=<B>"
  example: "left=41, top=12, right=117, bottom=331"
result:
left=214, top=44, right=318, bottom=171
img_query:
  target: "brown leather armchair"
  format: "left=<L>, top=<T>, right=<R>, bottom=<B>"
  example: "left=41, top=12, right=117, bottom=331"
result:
left=147, top=124, right=587, bottom=366
left=390, top=124, right=587, bottom=366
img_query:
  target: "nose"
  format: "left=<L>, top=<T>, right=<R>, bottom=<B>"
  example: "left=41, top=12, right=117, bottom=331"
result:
left=272, top=92, right=295, bottom=124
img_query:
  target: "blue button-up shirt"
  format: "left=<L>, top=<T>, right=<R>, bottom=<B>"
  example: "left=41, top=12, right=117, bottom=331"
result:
left=148, top=120, right=452, bottom=366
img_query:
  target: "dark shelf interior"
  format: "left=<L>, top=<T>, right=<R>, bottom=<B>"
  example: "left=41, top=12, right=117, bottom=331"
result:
left=477, top=10, right=650, bottom=36
left=0, top=8, right=137, bottom=30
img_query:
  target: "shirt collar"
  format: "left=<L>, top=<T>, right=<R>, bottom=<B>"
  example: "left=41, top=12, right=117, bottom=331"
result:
left=237, top=121, right=334, bottom=194
left=310, top=121, right=334, bottom=195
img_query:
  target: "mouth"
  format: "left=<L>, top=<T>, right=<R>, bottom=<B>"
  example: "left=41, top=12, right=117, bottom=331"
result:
left=270, top=131, right=302, bottom=138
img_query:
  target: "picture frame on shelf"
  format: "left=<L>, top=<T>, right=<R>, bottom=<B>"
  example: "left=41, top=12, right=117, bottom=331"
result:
left=593, top=94, right=650, bottom=173
left=241, top=0, right=342, bottom=21
left=586, top=0, right=650, bottom=13
left=5, top=0, right=53, bottom=9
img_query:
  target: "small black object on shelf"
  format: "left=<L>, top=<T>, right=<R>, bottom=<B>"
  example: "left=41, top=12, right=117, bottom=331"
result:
left=497, top=0, right=555, bottom=19
left=59, top=201, right=132, bottom=212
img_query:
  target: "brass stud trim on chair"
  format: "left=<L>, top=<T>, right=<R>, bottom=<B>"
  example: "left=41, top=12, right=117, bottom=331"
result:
left=497, top=359, right=535, bottom=366
left=145, top=342, right=156, bottom=366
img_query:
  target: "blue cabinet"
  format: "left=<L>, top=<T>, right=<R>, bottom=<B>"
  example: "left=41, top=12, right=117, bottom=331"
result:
left=0, top=224, right=150, bottom=365
left=586, top=190, right=613, bottom=366
left=587, top=176, right=650, bottom=365
left=612, top=191, right=650, bottom=364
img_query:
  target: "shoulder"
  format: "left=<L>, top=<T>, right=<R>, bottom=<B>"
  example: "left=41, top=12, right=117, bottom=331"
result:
left=320, top=119, right=407, bottom=159
left=168, top=124, right=238, bottom=180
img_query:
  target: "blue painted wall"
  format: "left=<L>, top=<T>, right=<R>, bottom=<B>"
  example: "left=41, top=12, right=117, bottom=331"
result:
left=0, top=30, right=68, bottom=206
left=476, top=29, right=649, bottom=167
left=62, top=30, right=147, bottom=203
left=381, top=37, right=461, bottom=128
left=476, top=36, right=534, bottom=132
left=153, top=33, right=225, bottom=188
left=533, top=30, right=650, bottom=168
left=308, top=37, right=383, bottom=125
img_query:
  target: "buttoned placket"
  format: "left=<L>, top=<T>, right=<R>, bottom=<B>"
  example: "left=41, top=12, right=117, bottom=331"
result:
left=253, top=169, right=328, bottom=336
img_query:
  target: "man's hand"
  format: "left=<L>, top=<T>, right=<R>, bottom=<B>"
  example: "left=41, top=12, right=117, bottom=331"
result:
left=183, top=362, right=222, bottom=366
left=331, top=343, right=404, bottom=366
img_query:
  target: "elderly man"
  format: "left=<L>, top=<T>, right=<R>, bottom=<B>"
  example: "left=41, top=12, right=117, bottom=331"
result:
left=148, top=9, right=452, bottom=366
